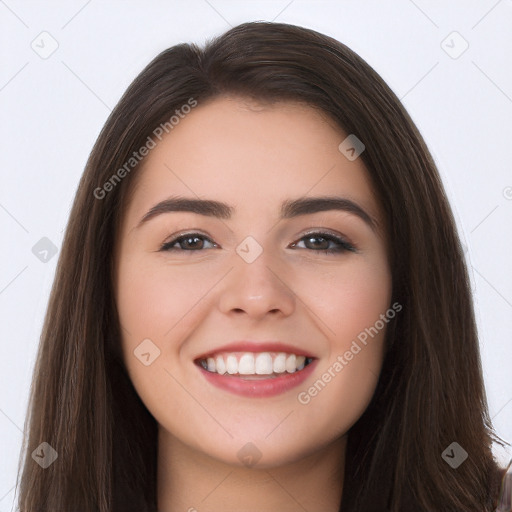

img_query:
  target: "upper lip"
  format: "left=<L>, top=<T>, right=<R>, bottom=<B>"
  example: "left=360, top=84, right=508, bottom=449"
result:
left=194, top=341, right=317, bottom=360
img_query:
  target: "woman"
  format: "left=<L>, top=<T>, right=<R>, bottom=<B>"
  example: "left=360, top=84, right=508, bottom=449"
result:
left=16, top=21, right=509, bottom=511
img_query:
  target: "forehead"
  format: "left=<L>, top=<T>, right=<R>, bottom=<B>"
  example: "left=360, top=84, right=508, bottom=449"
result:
left=122, top=96, right=383, bottom=230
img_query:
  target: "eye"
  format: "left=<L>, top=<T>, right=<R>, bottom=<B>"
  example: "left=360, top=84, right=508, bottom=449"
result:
left=160, top=232, right=218, bottom=252
left=159, top=230, right=356, bottom=254
left=290, top=231, right=356, bottom=254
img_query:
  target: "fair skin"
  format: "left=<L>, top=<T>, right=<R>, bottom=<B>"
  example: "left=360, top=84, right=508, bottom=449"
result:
left=114, top=96, right=392, bottom=512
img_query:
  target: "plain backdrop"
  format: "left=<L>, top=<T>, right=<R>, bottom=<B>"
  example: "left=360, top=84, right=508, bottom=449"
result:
left=1, top=1, right=511, bottom=508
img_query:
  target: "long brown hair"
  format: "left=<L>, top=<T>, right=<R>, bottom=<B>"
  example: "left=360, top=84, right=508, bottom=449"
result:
left=16, top=21, right=507, bottom=511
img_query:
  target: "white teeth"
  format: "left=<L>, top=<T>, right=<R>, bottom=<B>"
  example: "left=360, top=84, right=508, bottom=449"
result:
left=226, top=355, right=238, bottom=374
left=200, top=351, right=311, bottom=375
left=273, top=353, right=287, bottom=373
left=215, top=355, right=226, bottom=375
left=238, top=353, right=255, bottom=374
left=255, top=353, right=273, bottom=375
left=285, top=354, right=296, bottom=373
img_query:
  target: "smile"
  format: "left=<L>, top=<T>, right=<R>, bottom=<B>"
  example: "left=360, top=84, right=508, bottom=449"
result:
left=197, top=351, right=314, bottom=376
left=195, top=351, right=317, bottom=397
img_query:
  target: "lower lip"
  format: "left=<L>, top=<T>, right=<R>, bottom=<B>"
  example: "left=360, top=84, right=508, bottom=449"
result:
left=196, top=359, right=318, bottom=398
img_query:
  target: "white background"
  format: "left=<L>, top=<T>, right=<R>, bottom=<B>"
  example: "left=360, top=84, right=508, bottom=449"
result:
left=1, top=1, right=511, bottom=509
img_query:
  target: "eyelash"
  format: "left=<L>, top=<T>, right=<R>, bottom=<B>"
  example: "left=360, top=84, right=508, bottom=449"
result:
left=159, top=231, right=356, bottom=255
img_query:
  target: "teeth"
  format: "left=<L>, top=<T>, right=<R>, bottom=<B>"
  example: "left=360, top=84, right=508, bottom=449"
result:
left=238, top=353, right=255, bottom=374
left=255, top=353, right=273, bottom=374
left=296, top=355, right=306, bottom=371
left=226, top=355, right=238, bottom=374
left=285, top=354, right=296, bottom=373
left=273, top=353, right=286, bottom=373
left=215, top=355, right=226, bottom=375
left=199, top=352, right=311, bottom=375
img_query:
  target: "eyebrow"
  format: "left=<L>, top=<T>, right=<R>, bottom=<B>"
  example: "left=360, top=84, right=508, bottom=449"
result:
left=136, top=195, right=378, bottom=231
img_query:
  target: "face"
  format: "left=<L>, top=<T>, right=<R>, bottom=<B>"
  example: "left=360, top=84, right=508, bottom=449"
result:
left=114, top=96, right=392, bottom=469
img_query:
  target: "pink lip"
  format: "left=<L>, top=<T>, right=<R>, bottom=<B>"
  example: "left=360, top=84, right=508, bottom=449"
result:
left=196, top=359, right=318, bottom=398
left=195, top=341, right=316, bottom=360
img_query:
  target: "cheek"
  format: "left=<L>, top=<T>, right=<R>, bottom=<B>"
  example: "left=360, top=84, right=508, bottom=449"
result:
left=114, top=255, right=212, bottom=412
left=115, top=254, right=226, bottom=396
left=297, top=255, right=392, bottom=349
left=115, top=254, right=210, bottom=342
left=290, top=257, right=391, bottom=426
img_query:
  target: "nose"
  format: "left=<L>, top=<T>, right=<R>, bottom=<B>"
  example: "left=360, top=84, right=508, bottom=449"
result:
left=217, top=250, right=295, bottom=320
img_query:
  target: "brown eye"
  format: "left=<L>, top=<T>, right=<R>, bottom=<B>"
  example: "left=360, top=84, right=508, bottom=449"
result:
left=160, top=233, right=217, bottom=252
left=290, top=232, right=356, bottom=254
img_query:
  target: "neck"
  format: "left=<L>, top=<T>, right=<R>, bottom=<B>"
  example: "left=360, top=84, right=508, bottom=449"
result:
left=157, top=427, right=346, bottom=512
